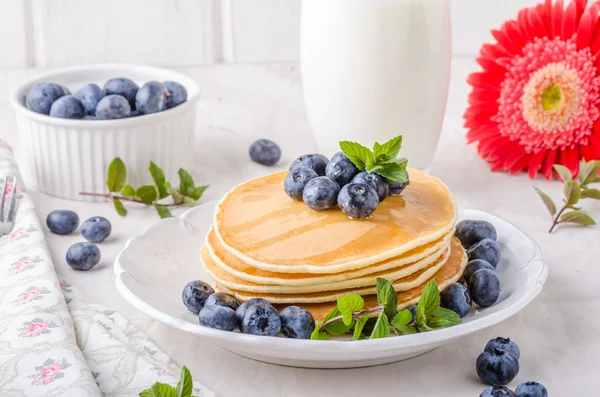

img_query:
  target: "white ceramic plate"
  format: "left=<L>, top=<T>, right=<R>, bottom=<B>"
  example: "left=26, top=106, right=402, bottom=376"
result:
left=114, top=201, right=548, bottom=369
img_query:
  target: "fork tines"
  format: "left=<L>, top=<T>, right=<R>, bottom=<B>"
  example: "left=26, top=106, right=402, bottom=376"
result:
left=0, top=176, right=18, bottom=223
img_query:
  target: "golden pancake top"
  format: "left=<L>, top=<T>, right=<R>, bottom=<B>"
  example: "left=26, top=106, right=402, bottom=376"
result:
left=214, top=168, right=456, bottom=273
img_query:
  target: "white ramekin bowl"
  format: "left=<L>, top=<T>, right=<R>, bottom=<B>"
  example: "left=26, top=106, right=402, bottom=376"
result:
left=10, top=64, right=200, bottom=201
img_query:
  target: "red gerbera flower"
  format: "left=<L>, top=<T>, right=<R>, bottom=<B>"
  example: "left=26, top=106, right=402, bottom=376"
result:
left=465, top=0, right=600, bottom=179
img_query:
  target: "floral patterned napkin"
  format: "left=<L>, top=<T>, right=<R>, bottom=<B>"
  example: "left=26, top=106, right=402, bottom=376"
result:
left=0, top=140, right=215, bottom=397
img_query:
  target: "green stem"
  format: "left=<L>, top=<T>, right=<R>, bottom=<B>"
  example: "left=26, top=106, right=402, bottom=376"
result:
left=549, top=205, right=568, bottom=233
left=79, top=192, right=180, bottom=207
left=319, top=304, right=384, bottom=330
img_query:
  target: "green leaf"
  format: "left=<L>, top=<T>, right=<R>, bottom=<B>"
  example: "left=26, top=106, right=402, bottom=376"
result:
left=183, top=196, right=197, bottom=207
left=325, top=320, right=353, bottom=335
left=310, top=324, right=330, bottom=341
left=337, top=294, right=364, bottom=326
left=178, top=168, right=195, bottom=196
left=371, top=161, right=408, bottom=183
left=418, top=280, right=440, bottom=318
left=376, top=278, right=391, bottom=305
left=106, top=158, right=127, bottom=192
left=427, top=308, right=462, bottom=329
left=155, top=204, right=172, bottom=219
left=582, top=188, right=600, bottom=200
left=391, top=309, right=413, bottom=328
left=563, top=180, right=581, bottom=206
left=121, top=184, right=135, bottom=197
left=353, top=315, right=369, bottom=340
left=190, top=185, right=209, bottom=201
left=375, top=278, right=397, bottom=317
left=176, top=366, right=193, bottom=397
left=170, top=187, right=184, bottom=205
left=579, top=160, right=600, bottom=186
left=113, top=197, right=127, bottom=217
left=560, top=210, right=596, bottom=226
left=369, top=312, right=390, bottom=339
left=395, top=324, right=417, bottom=335
left=533, top=187, right=557, bottom=216
left=554, top=164, right=573, bottom=182
left=374, top=135, right=402, bottom=158
left=136, top=185, right=158, bottom=203
left=323, top=308, right=340, bottom=322
left=139, top=382, right=177, bottom=397
left=339, top=141, right=371, bottom=171
left=149, top=162, right=169, bottom=199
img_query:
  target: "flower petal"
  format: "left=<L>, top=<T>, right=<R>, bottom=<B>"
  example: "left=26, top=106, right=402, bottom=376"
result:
left=476, top=57, right=508, bottom=76
left=528, top=150, right=547, bottom=178
left=542, top=149, right=558, bottom=179
left=466, top=126, right=499, bottom=144
left=527, top=7, right=550, bottom=39
left=553, top=0, right=564, bottom=39
left=563, top=0, right=578, bottom=39
left=561, top=147, right=580, bottom=177
left=510, top=153, right=533, bottom=174
left=577, top=8, right=594, bottom=49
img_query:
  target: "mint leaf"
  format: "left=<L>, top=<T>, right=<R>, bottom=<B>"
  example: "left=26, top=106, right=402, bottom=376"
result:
left=560, top=210, right=596, bottom=226
left=418, top=280, right=440, bottom=318
left=178, top=168, right=195, bottom=196
left=534, top=187, right=557, bottom=216
left=369, top=312, right=390, bottom=339
left=427, top=307, right=462, bottom=329
left=337, top=294, right=364, bottom=326
left=579, top=160, right=600, bottom=186
left=374, top=136, right=402, bottom=159
left=107, top=158, right=127, bottom=192
left=582, top=188, right=600, bottom=200
left=326, top=320, right=353, bottom=335
left=136, top=185, right=158, bottom=203
left=396, top=324, right=417, bottom=334
left=170, top=187, right=184, bottom=205
left=149, top=162, right=169, bottom=199
left=183, top=196, right=197, bottom=207
left=376, top=278, right=391, bottom=305
left=375, top=278, right=397, bottom=317
left=372, top=162, right=408, bottom=183
left=563, top=180, right=581, bottom=206
left=310, top=324, right=330, bottom=340
left=353, top=314, right=369, bottom=340
left=139, top=382, right=177, bottom=397
left=391, top=309, right=413, bottom=328
left=121, top=184, right=135, bottom=197
left=175, top=366, right=193, bottom=397
left=113, top=197, right=127, bottom=217
left=339, top=141, right=371, bottom=170
left=155, top=204, right=172, bottom=219
left=554, top=164, right=573, bottom=181
left=190, top=185, right=209, bottom=201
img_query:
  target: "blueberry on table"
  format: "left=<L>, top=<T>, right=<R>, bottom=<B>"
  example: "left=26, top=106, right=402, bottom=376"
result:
left=463, top=259, right=495, bottom=285
left=135, top=81, right=167, bottom=114
left=26, top=83, right=67, bottom=115
left=515, top=382, right=548, bottom=397
left=46, top=210, right=79, bottom=235
left=289, top=154, right=329, bottom=176
left=164, top=81, right=188, bottom=108
left=236, top=298, right=273, bottom=323
left=476, top=348, right=519, bottom=386
left=456, top=220, right=498, bottom=248
left=75, top=83, right=105, bottom=116
left=96, top=95, right=131, bottom=120
left=302, top=176, right=340, bottom=210
left=440, top=282, right=471, bottom=318
left=484, top=337, right=520, bottom=360
left=480, top=386, right=518, bottom=397
left=351, top=171, right=389, bottom=202
left=182, top=280, right=215, bottom=314
left=103, top=77, right=139, bottom=107
left=338, top=183, right=379, bottom=219
left=469, top=269, right=501, bottom=307
left=284, top=166, right=318, bottom=200
left=326, top=152, right=359, bottom=187
left=467, top=239, right=502, bottom=268
left=249, top=139, right=282, bottom=166
left=81, top=216, right=112, bottom=243
left=389, top=170, right=410, bottom=196
left=204, top=292, right=240, bottom=311
left=279, top=306, right=315, bottom=339
left=66, top=242, right=101, bottom=271
left=199, top=305, right=238, bottom=332
left=241, top=303, right=281, bottom=336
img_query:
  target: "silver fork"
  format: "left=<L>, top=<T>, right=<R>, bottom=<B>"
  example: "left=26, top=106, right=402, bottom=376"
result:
left=0, top=176, right=18, bottom=236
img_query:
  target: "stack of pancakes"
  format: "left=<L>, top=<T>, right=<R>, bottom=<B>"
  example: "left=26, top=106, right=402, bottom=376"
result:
left=201, top=169, right=468, bottom=320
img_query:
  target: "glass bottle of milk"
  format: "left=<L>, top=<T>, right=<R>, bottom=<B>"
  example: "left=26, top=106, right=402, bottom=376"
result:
left=301, top=0, right=451, bottom=170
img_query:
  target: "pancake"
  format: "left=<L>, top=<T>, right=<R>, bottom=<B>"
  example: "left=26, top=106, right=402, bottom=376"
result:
left=205, top=227, right=453, bottom=286
left=213, top=168, right=456, bottom=274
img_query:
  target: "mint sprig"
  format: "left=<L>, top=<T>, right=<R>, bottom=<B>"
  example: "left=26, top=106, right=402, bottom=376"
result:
left=139, top=366, right=196, bottom=397
left=340, top=135, right=408, bottom=183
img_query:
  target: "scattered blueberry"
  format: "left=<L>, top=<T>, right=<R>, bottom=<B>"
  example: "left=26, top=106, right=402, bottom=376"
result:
left=103, top=77, right=139, bottom=107
left=456, top=220, right=498, bottom=248
left=164, top=81, right=188, bottom=108
left=95, top=95, right=131, bottom=119
left=515, top=382, right=548, bottom=397
left=389, top=170, right=410, bottom=196
left=81, top=216, right=112, bottom=243
left=284, top=166, right=318, bottom=200
left=199, top=305, right=238, bottom=331
left=279, top=306, right=315, bottom=339
left=241, top=303, right=281, bottom=336
left=182, top=280, right=215, bottom=314
left=352, top=172, right=389, bottom=202
left=135, top=81, right=167, bottom=114
left=469, top=269, right=501, bottom=307
left=46, top=210, right=79, bottom=235
left=289, top=154, right=329, bottom=176
left=66, top=242, right=101, bottom=270
left=485, top=337, right=520, bottom=360
left=407, top=304, right=417, bottom=321
left=302, top=176, right=340, bottom=211
left=467, top=239, right=502, bottom=268
left=464, top=259, right=495, bottom=285
left=249, top=139, right=281, bottom=166
left=338, top=183, right=379, bottom=219
left=236, top=298, right=273, bottom=323
left=26, top=83, right=66, bottom=115
left=325, top=152, right=359, bottom=186
left=480, top=386, right=518, bottom=397
left=476, top=348, right=519, bottom=385
left=74, top=83, right=105, bottom=115
left=204, top=292, right=240, bottom=311
left=440, top=283, right=471, bottom=318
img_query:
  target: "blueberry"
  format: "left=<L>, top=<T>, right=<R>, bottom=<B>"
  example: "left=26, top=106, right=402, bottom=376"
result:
left=249, top=139, right=281, bottom=166
left=480, top=386, right=518, bottom=397
left=25, top=83, right=68, bottom=115
left=66, top=242, right=101, bottom=271
left=164, top=81, right=188, bottom=108
left=485, top=337, right=520, bottom=360
left=389, top=170, right=410, bottom=196
left=456, top=220, right=498, bottom=248
left=103, top=78, right=139, bottom=107
left=128, top=110, right=143, bottom=117
left=241, top=303, right=281, bottom=336
left=407, top=304, right=417, bottom=321
left=289, top=154, right=329, bottom=176
left=49, top=95, right=84, bottom=119
left=284, top=166, right=318, bottom=200
left=81, top=216, right=111, bottom=243
left=46, top=210, right=79, bottom=235
left=199, top=305, right=238, bottom=331
left=467, top=239, right=501, bottom=268
left=83, top=115, right=98, bottom=120
left=236, top=298, right=273, bottom=323
left=476, top=348, right=519, bottom=386
left=338, top=183, right=379, bottom=219
left=440, top=283, right=471, bottom=318
left=325, top=152, right=359, bottom=186
left=469, top=269, right=501, bottom=307
left=515, top=382, right=548, bottom=397
left=182, top=280, right=215, bottom=314
left=205, top=292, right=240, bottom=311
left=74, top=84, right=105, bottom=115
left=302, top=176, right=340, bottom=211
left=351, top=172, right=389, bottom=202
left=464, top=259, right=495, bottom=285
left=95, top=95, right=131, bottom=119
left=280, top=306, right=315, bottom=339
left=135, top=81, right=167, bottom=114
left=57, top=84, right=70, bottom=96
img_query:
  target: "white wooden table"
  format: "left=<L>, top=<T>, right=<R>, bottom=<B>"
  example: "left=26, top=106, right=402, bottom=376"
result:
left=1, top=58, right=598, bottom=396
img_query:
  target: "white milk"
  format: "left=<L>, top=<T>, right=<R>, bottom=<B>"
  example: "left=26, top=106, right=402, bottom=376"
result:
left=301, top=0, right=451, bottom=170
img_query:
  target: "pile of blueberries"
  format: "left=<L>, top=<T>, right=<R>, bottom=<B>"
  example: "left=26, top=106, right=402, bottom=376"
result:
left=477, top=337, right=548, bottom=397
left=46, top=210, right=111, bottom=270
left=182, top=281, right=315, bottom=339
left=25, top=78, right=187, bottom=120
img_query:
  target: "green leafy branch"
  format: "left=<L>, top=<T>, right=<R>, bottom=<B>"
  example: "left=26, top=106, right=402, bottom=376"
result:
left=340, top=135, right=408, bottom=183
left=139, top=366, right=196, bottom=397
left=534, top=160, right=600, bottom=233
left=80, top=158, right=209, bottom=219
left=310, top=279, right=461, bottom=340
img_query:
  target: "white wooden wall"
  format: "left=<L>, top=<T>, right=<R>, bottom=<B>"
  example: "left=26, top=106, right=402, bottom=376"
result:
left=0, top=0, right=542, bottom=68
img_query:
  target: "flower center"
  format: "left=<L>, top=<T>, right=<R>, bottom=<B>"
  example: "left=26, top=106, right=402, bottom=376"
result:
left=541, top=84, right=563, bottom=112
